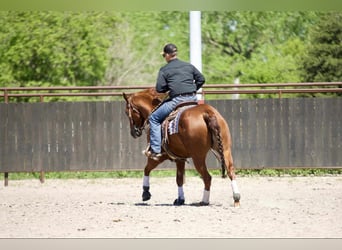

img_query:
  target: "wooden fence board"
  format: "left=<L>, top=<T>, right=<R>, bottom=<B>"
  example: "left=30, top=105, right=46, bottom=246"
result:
left=1, top=98, right=341, bottom=173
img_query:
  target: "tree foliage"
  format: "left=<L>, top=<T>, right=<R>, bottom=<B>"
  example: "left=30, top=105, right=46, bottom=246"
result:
left=104, top=12, right=189, bottom=86
left=0, top=11, right=116, bottom=87
left=0, top=10, right=338, bottom=98
left=201, top=11, right=321, bottom=84
left=300, top=12, right=342, bottom=83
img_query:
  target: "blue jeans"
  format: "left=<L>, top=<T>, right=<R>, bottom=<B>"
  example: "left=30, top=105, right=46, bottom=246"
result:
left=149, top=95, right=197, bottom=153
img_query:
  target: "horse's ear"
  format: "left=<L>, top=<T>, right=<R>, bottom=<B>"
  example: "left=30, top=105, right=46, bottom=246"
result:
left=122, top=92, right=129, bottom=103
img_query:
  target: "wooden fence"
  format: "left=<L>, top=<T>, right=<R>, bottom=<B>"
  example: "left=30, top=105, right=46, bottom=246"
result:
left=0, top=83, right=341, bottom=185
left=1, top=98, right=341, bottom=171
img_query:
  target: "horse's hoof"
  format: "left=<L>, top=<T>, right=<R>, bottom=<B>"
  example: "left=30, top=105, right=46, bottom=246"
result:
left=199, top=201, right=209, bottom=206
left=233, top=193, right=241, bottom=208
left=142, top=186, right=151, bottom=201
left=190, top=201, right=209, bottom=206
left=142, top=191, right=151, bottom=201
left=233, top=193, right=241, bottom=202
left=173, top=198, right=185, bottom=206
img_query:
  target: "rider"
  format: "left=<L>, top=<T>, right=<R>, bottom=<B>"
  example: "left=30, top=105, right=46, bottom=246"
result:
left=145, top=43, right=206, bottom=160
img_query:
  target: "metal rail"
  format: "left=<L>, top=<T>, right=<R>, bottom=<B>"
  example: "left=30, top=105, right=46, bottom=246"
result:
left=1, top=82, right=341, bottom=102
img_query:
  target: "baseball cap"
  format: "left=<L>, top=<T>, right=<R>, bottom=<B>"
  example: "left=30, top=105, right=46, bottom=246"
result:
left=161, top=43, right=178, bottom=55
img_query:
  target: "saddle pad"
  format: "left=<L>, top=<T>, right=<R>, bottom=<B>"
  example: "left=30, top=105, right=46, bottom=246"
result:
left=168, top=105, right=196, bottom=135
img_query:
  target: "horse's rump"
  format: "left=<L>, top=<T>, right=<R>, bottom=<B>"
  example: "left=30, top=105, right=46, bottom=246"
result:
left=164, top=104, right=231, bottom=164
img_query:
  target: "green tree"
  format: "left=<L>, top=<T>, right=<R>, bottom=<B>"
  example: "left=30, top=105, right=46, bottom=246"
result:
left=104, top=11, right=189, bottom=86
left=201, top=11, right=321, bottom=84
left=301, top=12, right=342, bottom=83
left=0, top=11, right=117, bottom=87
left=0, top=11, right=330, bottom=100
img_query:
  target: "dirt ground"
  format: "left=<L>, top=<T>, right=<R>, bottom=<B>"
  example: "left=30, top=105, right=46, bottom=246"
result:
left=0, top=175, right=341, bottom=238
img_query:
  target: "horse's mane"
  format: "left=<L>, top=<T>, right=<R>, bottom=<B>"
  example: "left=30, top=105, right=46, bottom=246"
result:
left=130, top=88, right=167, bottom=113
left=143, top=87, right=166, bottom=99
left=136, top=88, right=167, bottom=105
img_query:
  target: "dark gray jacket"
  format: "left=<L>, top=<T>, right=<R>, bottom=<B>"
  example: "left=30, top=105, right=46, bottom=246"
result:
left=156, top=59, right=205, bottom=98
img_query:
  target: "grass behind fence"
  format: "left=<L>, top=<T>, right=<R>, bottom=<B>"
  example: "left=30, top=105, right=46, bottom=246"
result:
left=1, top=168, right=341, bottom=181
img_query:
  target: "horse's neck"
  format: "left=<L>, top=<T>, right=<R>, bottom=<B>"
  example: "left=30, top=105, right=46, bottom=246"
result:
left=139, top=101, right=155, bottom=119
left=146, top=94, right=162, bottom=114
left=138, top=90, right=165, bottom=117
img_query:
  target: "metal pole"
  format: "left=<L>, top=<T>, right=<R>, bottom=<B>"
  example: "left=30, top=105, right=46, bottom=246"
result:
left=233, top=77, right=240, bottom=100
left=189, top=11, right=203, bottom=103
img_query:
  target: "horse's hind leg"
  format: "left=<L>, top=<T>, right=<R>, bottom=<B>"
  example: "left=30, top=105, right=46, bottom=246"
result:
left=225, top=151, right=241, bottom=207
left=173, top=161, right=186, bottom=205
left=192, top=156, right=212, bottom=206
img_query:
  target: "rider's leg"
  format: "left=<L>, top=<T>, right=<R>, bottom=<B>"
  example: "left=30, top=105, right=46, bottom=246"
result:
left=148, top=95, right=197, bottom=156
left=149, top=100, right=174, bottom=154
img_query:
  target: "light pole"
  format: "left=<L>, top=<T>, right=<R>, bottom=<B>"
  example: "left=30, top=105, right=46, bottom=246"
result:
left=189, top=11, right=204, bottom=103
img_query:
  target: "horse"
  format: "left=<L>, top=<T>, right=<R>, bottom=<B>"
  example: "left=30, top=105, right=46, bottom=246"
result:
left=122, top=87, right=241, bottom=207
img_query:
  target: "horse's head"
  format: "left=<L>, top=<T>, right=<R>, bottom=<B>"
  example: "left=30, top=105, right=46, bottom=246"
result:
left=122, top=88, right=165, bottom=138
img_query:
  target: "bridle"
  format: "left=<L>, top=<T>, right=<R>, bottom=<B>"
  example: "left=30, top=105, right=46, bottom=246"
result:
left=126, top=100, right=148, bottom=138
left=126, top=93, right=166, bottom=138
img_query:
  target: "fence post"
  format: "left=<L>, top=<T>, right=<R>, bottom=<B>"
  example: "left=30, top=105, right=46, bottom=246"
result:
left=4, top=88, right=8, bottom=103
left=4, top=89, right=9, bottom=186
left=39, top=95, right=45, bottom=184
left=278, top=90, right=282, bottom=99
left=4, top=173, right=9, bottom=186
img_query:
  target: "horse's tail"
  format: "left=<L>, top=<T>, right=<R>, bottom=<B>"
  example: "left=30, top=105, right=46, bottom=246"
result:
left=203, top=112, right=227, bottom=178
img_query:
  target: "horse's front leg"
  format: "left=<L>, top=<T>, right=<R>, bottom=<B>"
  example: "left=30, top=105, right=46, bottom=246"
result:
left=142, top=157, right=166, bottom=202
left=173, top=161, right=186, bottom=206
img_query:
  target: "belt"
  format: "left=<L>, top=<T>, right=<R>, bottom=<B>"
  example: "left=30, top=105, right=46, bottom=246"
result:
left=172, top=92, right=196, bottom=98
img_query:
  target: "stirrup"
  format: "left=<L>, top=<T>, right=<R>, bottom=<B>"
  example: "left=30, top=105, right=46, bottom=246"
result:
left=149, top=152, right=162, bottom=161
left=144, top=150, right=162, bottom=161
left=142, top=144, right=151, bottom=156
left=142, top=144, right=162, bottom=160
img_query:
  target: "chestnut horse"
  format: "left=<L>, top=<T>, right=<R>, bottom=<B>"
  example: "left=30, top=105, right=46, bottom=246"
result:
left=122, top=88, right=240, bottom=207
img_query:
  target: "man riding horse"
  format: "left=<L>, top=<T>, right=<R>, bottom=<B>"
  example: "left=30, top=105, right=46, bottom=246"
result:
left=123, top=43, right=240, bottom=206
left=145, top=43, right=205, bottom=161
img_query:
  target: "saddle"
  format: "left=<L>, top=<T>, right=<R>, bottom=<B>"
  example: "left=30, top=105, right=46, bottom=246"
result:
left=143, top=101, right=198, bottom=161
left=161, top=101, right=198, bottom=160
